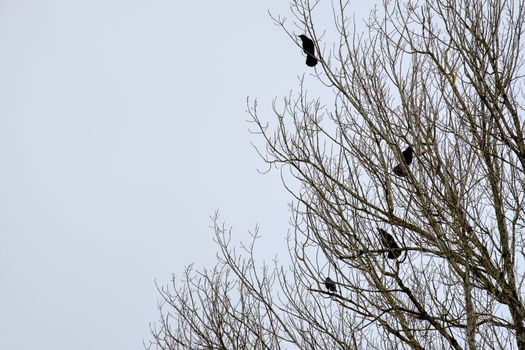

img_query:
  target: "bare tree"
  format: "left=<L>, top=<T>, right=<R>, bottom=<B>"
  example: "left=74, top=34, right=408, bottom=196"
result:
left=149, top=0, right=525, bottom=349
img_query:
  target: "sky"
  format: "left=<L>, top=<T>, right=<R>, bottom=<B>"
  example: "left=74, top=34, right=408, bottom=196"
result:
left=0, top=1, right=373, bottom=349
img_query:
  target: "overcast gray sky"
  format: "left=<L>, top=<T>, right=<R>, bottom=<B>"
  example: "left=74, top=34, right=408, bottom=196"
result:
left=0, top=1, right=373, bottom=349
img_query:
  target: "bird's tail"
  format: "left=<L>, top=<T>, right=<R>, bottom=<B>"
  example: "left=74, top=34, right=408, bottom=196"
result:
left=306, top=55, right=318, bottom=67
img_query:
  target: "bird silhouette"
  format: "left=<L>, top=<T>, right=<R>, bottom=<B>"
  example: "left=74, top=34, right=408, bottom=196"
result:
left=324, top=277, right=337, bottom=292
left=298, top=35, right=318, bottom=67
left=378, top=228, right=402, bottom=259
left=393, top=146, right=414, bottom=177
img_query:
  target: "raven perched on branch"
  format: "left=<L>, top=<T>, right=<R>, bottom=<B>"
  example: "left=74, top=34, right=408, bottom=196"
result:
left=378, top=228, right=402, bottom=259
left=393, top=146, right=414, bottom=177
left=324, top=277, right=337, bottom=292
left=298, top=35, right=318, bottom=67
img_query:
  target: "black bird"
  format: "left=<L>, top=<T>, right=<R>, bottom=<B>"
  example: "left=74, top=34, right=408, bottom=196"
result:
left=298, top=35, right=318, bottom=67
left=393, top=146, right=414, bottom=177
left=324, top=277, right=337, bottom=293
left=378, top=228, right=402, bottom=259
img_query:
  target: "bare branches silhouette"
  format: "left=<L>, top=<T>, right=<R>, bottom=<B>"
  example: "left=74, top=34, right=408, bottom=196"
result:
left=150, top=1, right=525, bottom=349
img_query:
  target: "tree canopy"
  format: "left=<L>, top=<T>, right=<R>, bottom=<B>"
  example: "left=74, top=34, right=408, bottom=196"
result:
left=149, top=1, right=525, bottom=349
